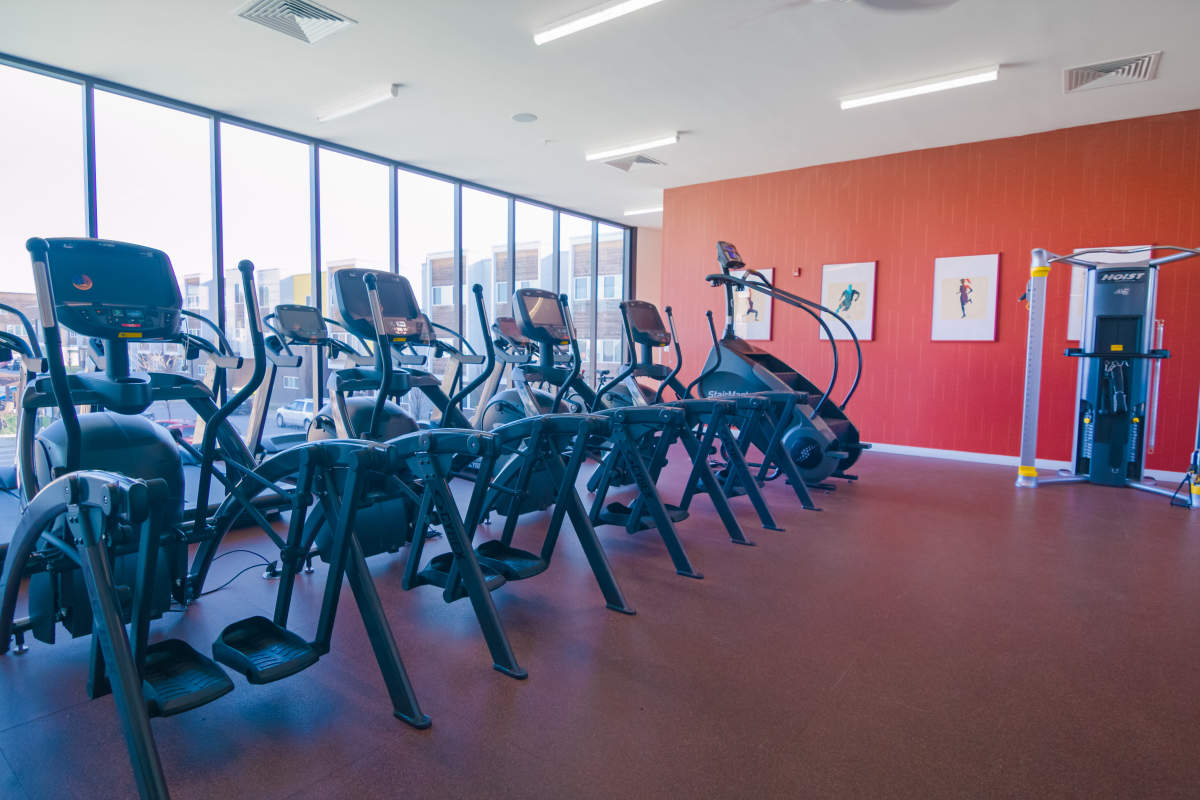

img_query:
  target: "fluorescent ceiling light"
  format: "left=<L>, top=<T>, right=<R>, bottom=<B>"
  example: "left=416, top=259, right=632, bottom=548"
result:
left=318, top=83, right=402, bottom=123
left=534, top=0, right=668, bottom=46
left=840, top=66, right=998, bottom=110
left=586, top=133, right=678, bottom=162
left=625, top=206, right=663, bottom=216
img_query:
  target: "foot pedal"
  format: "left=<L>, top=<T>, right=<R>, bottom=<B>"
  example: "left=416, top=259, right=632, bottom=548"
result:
left=420, top=552, right=507, bottom=598
left=475, top=541, right=548, bottom=581
left=143, top=638, right=234, bottom=717
left=212, top=616, right=319, bottom=685
left=601, top=501, right=689, bottom=532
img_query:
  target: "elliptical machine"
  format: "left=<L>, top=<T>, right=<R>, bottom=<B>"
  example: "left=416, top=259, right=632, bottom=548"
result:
left=701, top=241, right=870, bottom=485
left=0, top=238, right=429, bottom=800
left=262, top=270, right=635, bottom=678
left=484, top=289, right=709, bottom=579
left=594, top=299, right=791, bottom=529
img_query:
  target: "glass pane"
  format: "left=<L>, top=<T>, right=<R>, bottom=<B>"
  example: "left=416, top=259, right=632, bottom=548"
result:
left=560, top=214, right=595, bottom=383
left=95, top=90, right=214, bottom=442
left=461, top=188, right=509, bottom=416
left=0, top=65, right=85, bottom=468
left=220, top=123, right=312, bottom=442
left=396, top=169, right=454, bottom=424
left=318, top=148, right=389, bottom=313
left=596, top=223, right=626, bottom=382
left=514, top=201, right=554, bottom=300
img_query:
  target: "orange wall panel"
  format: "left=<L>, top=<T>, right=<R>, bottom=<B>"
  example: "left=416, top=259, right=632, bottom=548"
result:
left=660, top=110, right=1200, bottom=469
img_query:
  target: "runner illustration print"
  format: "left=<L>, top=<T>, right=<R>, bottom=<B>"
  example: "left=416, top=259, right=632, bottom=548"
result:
left=958, top=278, right=974, bottom=318
left=744, top=293, right=759, bottom=321
left=835, top=284, right=861, bottom=314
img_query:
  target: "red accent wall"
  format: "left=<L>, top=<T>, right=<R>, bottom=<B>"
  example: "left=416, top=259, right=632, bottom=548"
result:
left=661, top=110, right=1200, bottom=469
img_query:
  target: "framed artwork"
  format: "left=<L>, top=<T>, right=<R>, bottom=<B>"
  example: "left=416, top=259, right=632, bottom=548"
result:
left=729, top=268, right=773, bottom=340
left=820, top=261, right=876, bottom=340
left=930, top=254, right=999, bottom=341
left=1068, top=246, right=1150, bottom=340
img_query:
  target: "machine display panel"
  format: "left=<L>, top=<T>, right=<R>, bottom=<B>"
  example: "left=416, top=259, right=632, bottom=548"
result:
left=334, top=268, right=425, bottom=340
left=274, top=304, right=328, bottom=343
left=48, top=239, right=180, bottom=308
left=624, top=300, right=669, bottom=345
left=496, top=316, right=531, bottom=345
left=43, top=238, right=182, bottom=340
left=717, top=241, right=743, bottom=268
left=515, top=289, right=571, bottom=343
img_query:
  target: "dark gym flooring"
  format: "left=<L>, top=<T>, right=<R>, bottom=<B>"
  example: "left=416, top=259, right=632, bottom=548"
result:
left=2, top=450, right=1199, bottom=799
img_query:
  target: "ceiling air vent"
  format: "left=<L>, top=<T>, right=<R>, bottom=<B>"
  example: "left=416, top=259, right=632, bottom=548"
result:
left=605, top=154, right=667, bottom=173
left=237, top=0, right=357, bottom=44
left=1064, top=51, right=1162, bottom=93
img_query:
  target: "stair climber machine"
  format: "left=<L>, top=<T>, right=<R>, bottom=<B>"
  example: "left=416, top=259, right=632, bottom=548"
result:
left=484, top=289, right=708, bottom=579
left=587, top=303, right=766, bottom=544
left=599, top=298, right=808, bottom=524
left=1015, top=245, right=1200, bottom=508
left=701, top=241, right=870, bottom=486
left=270, top=269, right=634, bottom=678
left=0, top=238, right=430, bottom=800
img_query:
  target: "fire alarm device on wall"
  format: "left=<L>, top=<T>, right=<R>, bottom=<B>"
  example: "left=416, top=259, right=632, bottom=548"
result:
left=792, top=267, right=802, bottom=277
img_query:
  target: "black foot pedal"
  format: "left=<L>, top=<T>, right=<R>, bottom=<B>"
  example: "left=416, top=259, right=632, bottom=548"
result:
left=143, top=638, right=234, bottom=717
left=420, top=552, right=506, bottom=599
left=475, top=541, right=548, bottom=580
left=212, top=617, right=319, bottom=684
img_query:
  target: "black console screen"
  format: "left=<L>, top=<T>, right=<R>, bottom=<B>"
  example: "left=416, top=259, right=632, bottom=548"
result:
left=625, top=301, right=665, bottom=333
left=275, top=304, right=328, bottom=343
left=717, top=241, right=744, bottom=269
left=334, top=268, right=424, bottom=340
left=43, top=238, right=181, bottom=340
left=515, top=289, right=571, bottom=344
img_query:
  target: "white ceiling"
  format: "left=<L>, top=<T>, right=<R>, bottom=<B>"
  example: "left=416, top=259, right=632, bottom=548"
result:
left=2, top=0, right=1198, bottom=227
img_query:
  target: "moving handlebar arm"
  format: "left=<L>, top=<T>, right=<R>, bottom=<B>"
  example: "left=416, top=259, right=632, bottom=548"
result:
left=443, top=284, right=495, bottom=425
left=26, top=237, right=82, bottom=475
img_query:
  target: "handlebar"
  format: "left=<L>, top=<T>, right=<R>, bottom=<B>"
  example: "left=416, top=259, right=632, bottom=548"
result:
left=684, top=310, right=721, bottom=399
left=655, top=306, right=684, bottom=404
left=553, top=294, right=582, bottom=414
left=444, top=284, right=495, bottom=424
left=364, top=273, right=392, bottom=441
left=26, top=237, right=81, bottom=475
left=706, top=271, right=855, bottom=416
left=191, top=260, right=267, bottom=540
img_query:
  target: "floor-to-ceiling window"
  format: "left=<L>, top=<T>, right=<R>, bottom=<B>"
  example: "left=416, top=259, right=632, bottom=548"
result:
left=220, top=123, right=312, bottom=442
left=461, top=187, right=509, bottom=416
left=596, top=222, right=626, bottom=380
left=0, top=65, right=84, bottom=465
left=94, top=90, right=214, bottom=442
left=316, top=147, right=390, bottom=414
left=515, top=202, right=554, bottom=298
left=318, top=148, right=390, bottom=311
left=0, top=56, right=634, bottom=466
left=395, top=168, right=455, bottom=423
left=560, top=214, right=595, bottom=383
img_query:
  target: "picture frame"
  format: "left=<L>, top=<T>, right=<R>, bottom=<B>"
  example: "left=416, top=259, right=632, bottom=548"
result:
left=930, top=254, right=1000, bottom=341
left=730, top=268, right=773, bottom=340
left=820, top=261, right=876, bottom=340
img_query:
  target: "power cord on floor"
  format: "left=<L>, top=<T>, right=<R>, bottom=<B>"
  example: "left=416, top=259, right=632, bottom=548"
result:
left=199, top=548, right=277, bottom=597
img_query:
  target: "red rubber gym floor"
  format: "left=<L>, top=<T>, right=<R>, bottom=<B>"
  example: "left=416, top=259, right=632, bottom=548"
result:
left=2, top=451, right=1198, bottom=799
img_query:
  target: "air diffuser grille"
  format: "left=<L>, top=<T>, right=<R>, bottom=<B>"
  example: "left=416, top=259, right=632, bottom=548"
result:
left=237, top=0, right=356, bottom=44
left=1064, top=51, right=1162, bottom=93
left=605, top=154, right=667, bottom=172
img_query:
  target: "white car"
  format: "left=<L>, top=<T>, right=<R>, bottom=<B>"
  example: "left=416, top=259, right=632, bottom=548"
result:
left=275, top=398, right=314, bottom=430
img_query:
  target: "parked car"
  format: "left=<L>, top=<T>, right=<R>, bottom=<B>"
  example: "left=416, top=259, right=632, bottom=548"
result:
left=275, top=398, right=314, bottom=430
